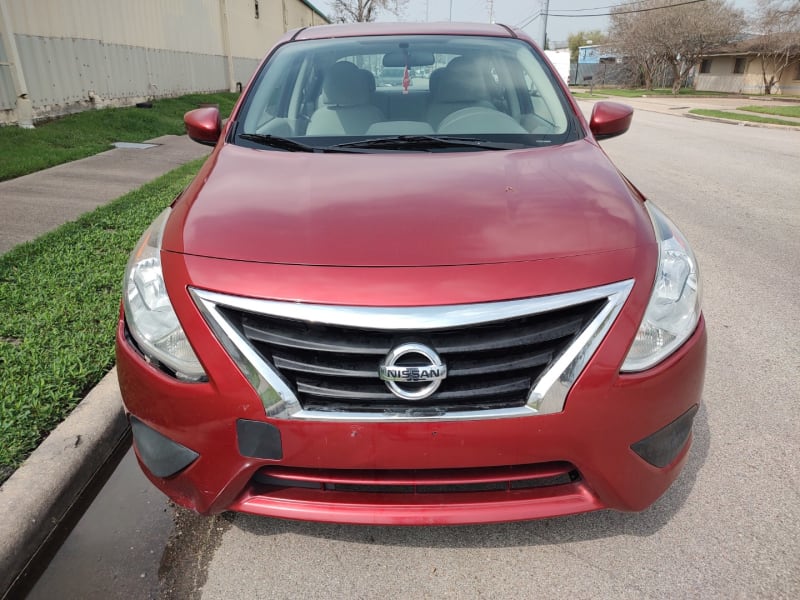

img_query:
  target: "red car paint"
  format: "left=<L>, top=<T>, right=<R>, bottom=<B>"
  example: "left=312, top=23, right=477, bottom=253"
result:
left=116, top=22, right=706, bottom=524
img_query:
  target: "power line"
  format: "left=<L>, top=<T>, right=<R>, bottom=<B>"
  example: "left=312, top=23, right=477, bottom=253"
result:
left=517, top=12, right=542, bottom=29
left=513, top=10, right=540, bottom=28
left=544, top=0, right=655, bottom=12
left=545, top=0, right=708, bottom=18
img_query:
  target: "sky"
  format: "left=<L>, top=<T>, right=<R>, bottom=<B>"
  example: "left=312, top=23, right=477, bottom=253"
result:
left=313, top=0, right=758, bottom=48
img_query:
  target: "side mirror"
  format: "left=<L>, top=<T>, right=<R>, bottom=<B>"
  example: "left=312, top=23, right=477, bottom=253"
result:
left=589, top=101, right=633, bottom=140
left=184, top=107, right=221, bottom=146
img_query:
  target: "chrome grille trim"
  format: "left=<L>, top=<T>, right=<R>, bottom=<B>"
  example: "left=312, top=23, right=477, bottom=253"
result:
left=190, top=279, right=633, bottom=421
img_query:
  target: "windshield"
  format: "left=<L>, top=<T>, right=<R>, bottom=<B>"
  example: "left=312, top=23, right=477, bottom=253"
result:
left=235, top=34, right=580, bottom=151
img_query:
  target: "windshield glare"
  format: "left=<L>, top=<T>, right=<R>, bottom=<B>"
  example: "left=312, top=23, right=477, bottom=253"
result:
left=237, top=35, right=578, bottom=149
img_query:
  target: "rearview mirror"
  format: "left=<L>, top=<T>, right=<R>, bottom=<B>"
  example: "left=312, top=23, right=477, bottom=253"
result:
left=383, top=51, right=435, bottom=67
left=185, top=107, right=221, bottom=146
left=589, top=102, right=633, bottom=140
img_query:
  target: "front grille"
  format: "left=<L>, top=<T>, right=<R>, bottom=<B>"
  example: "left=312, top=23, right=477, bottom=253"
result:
left=253, top=462, right=581, bottom=495
left=220, top=299, right=604, bottom=413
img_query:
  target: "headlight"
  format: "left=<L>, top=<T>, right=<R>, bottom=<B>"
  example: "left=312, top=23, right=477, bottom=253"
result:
left=621, top=202, right=701, bottom=372
left=123, top=208, right=206, bottom=381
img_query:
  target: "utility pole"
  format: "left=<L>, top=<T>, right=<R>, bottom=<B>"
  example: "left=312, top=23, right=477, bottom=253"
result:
left=541, top=0, right=550, bottom=49
left=449, top=0, right=453, bottom=21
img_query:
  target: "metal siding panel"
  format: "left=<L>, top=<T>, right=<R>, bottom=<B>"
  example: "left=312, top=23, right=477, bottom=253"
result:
left=7, top=0, right=224, bottom=54
left=47, top=37, right=86, bottom=104
left=145, top=49, right=227, bottom=96
left=0, top=33, right=14, bottom=110
left=14, top=34, right=53, bottom=106
left=233, top=57, right=259, bottom=88
left=0, top=66, right=14, bottom=110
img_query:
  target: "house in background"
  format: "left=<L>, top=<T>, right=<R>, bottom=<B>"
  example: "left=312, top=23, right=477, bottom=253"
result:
left=694, top=36, right=800, bottom=95
left=571, top=44, right=624, bottom=86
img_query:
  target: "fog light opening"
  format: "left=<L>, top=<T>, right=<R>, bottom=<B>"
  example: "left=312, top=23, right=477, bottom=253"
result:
left=631, top=405, right=698, bottom=468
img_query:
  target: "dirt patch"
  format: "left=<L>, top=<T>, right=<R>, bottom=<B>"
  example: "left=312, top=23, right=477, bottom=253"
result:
left=159, top=507, right=235, bottom=599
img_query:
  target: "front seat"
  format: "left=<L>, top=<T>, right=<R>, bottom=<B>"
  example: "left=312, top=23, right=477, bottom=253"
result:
left=307, top=62, right=385, bottom=135
left=426, top=56, right=495, bottom=129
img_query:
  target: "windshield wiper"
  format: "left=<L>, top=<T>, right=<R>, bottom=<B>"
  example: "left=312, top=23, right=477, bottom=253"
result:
left=238, top=133, right=362, bottom=153
left=328, top=135, right=524, bottom=151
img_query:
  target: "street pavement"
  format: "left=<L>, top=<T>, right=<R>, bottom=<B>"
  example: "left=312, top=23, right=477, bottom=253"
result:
left=192, top=105, right=800, bottom=599
left=3, top=98, right=799, bottom=598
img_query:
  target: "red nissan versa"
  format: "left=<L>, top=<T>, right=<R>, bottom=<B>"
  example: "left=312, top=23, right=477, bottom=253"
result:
left=116, top=22, right=706, bottom=525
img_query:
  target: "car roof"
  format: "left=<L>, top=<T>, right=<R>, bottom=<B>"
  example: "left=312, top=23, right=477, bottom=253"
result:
left=293, top=21, right=516, bottom=41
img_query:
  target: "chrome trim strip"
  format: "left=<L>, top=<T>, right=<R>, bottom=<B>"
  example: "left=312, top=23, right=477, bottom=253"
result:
left=191, top=289, right=301, bottom=418
left=190, top=280, right=634, bottom=421
left=192, top=282, right=630, bottom=331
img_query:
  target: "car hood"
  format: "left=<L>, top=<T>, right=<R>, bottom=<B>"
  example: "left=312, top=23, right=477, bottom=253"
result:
left=165, top=140, right=652, bottom=267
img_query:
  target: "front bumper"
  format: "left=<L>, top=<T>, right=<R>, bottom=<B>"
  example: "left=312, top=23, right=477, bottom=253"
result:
left=116, top=312, right=706, bottom=524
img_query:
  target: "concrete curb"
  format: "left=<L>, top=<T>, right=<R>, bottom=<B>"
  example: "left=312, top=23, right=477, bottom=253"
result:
left=0, top=369, right=128, bottom=594
left=683, top=112, right=800, bottom=131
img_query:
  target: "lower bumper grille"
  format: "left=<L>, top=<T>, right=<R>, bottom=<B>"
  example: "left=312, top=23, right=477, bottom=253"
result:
left=253, top=462, right=580, bottom=495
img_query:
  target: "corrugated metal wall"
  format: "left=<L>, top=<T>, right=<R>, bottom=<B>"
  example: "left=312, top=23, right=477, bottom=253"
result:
left=0, top=33, right=15, bottom=110
left=0, top=0, right=328, bottom=124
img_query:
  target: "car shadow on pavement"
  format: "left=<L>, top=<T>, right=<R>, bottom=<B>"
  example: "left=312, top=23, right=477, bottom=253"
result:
left=229, top=403, right=710, bottom=547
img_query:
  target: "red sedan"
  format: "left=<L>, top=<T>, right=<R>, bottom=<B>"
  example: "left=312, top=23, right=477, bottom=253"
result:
left=116, top=22, right=706, bottom=525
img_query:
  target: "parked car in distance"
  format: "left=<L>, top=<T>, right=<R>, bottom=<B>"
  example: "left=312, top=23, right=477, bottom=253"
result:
left=117, top=21, right=706, bottom=525
left=379, top=66, right=408, bottom=87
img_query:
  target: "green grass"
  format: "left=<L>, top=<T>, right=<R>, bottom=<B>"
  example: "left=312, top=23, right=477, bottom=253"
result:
left=573, top=88, right=731, bottom=98
left=689, top=109, right=800, bottom=127
left=571, top=92, right=608, bottom=99
left=0, top=159, right=205, bottom=483
left=738, top=105, right=800, bottom=118
left=0, top=92, right=236, bottom=181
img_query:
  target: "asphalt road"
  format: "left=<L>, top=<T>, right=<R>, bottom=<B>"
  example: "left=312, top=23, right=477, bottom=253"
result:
left=31, top=108, right=800, bottom=599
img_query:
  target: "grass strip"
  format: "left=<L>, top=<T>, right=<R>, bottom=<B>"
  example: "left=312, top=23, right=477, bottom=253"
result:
left=571, top=92, right=608, bottom=99
left=573, top=88, right=730, bottom=98
left=0, top=159, right=205, bottom=483
left=737, top=105, right=800, bottom=119
left=0, top=92, right=236, bottom=181
left=689, top=109, right=800, bottom=127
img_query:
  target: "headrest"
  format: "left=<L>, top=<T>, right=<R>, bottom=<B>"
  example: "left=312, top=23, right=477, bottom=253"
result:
left=436, top=56, right=488, bottom=103
left=359, top=69, right=376, bottom=93
left=428, top=68, right=445, bottom=98
left=322, top=61, right=369, bottom=106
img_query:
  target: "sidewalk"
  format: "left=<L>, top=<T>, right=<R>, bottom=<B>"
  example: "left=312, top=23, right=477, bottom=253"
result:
left=573, top=92, right=800, bottom=129
left=0, top=135, right=211, bottom=596
left=0, top=135, right=210, bottom=254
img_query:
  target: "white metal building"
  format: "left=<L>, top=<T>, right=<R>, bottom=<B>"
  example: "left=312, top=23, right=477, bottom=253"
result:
left=0, top=0, right=329, bottom=126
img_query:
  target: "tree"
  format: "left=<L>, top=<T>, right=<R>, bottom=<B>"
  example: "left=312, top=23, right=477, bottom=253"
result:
left=609, top=0, right=745, bottom=94
left=608, top=12, right=667, bottom=89
left=331, top=0, right=407, bottom=23
left=750, top=0, right=800, bottom=94
left=567, top=30, right=609, bottom=63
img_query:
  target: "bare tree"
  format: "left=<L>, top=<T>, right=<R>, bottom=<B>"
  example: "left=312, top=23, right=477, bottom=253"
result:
left=331, top=0, right=407, bottom=23
left=610, top=0, right=744, bottom=94
left=609, top=11, right=667, bottom=89
left=750, top=0, right=800, bottom=94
